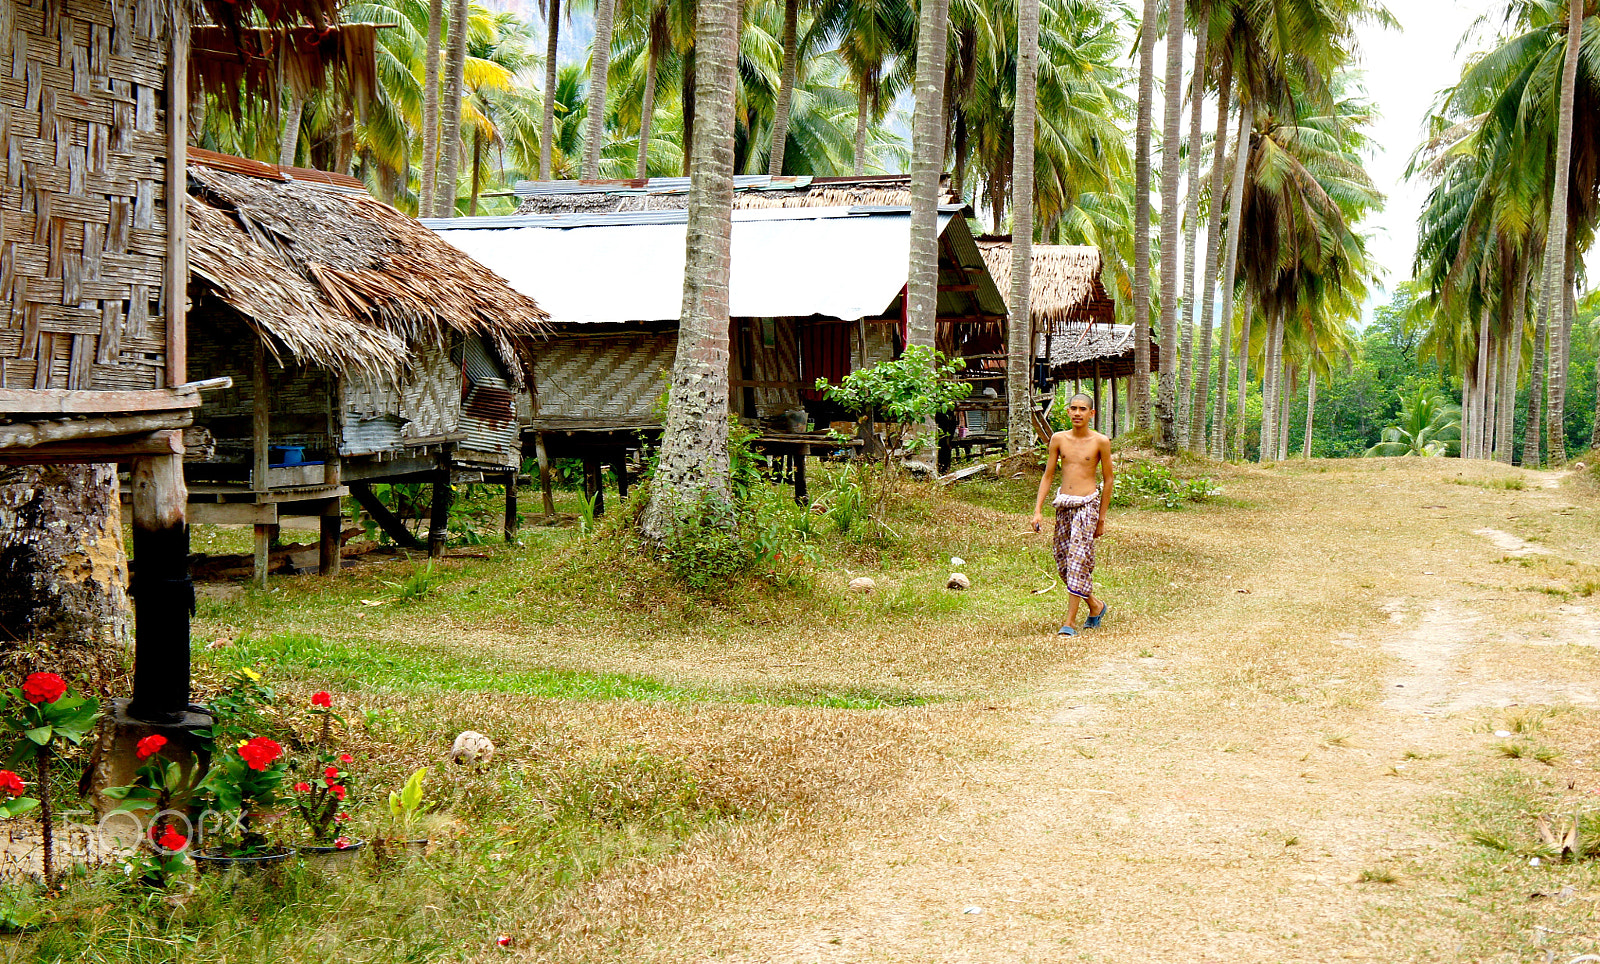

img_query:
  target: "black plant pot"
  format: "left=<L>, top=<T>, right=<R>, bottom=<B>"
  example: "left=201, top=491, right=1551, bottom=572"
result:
left=192, top=848, right=294, bottom=875
left=298, top=839, right=366, bottom=869
left=374, top=837, right=429, bottom=866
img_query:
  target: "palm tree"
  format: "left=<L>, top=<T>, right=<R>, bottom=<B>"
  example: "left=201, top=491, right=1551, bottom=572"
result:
left=642, top=0, right=740, bottom=542
left=1155, top=0, right=1187, bottom=451
left=1539, top=0, right=1585, bottom=464
left=1130, top=0, right=1158, bottom=428
left=1006, top=0, right=1040, bottom=450
left=538, top=0, right=564, bottom=179
left=814, top=0, right=915, bottom=175
left=1364, top=389, right=1462, bottom=457
left=906, top=0, right=952, bottom=350
left=767, top=0, right=806, bottom=175
left=437, top=0, right=470, bottom=214
left=582, top=0, right=619, bottom=178
left=1176, top=10, right=1210, bottom=448
left=422, top=0, right=445, bottom=206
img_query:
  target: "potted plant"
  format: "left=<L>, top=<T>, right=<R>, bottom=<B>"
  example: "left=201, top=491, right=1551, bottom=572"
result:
left=290, top=691, right=363, bottom=866
left=2, top=673, right=100, bottom=887
left=192, top=735, right=291, bottom=873
left=375, top=767, right=434, bottom=862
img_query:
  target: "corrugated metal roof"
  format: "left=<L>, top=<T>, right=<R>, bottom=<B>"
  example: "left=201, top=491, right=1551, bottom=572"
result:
left=425, top=206, right=1000, bottom=326
left=512, top=175, right=814, bottom=196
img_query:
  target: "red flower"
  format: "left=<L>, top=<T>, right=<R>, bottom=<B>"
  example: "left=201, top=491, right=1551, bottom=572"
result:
left=0, top=771, right=25, bottom=797
left=333, top=836, right=352, bottom=850
left=336, top=812, right=349, bottom=822
left=21, top=673, right=67, bottom=705
left=311, top=692, right=332, bottom=708
left=293, top=781, right=312, bottom=793
left=237, top=737, right=283, bottom=771
left=329, top=784, right=346, bottom=801
left=338, top=754, right=353, bottom=764
left=324, top=766, right=340, bottom=786
left=135, top=735, right=167, bottom=760
left=156, top=826, right=188, bottom=852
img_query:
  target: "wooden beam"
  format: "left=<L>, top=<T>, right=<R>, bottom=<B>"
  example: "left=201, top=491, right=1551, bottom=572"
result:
left=349, top=482, right=426, bottom=551
left=252, top=339, right=269, bottom=493
left=0, top=413, right=192, bottom=450
left=0, top=388, right=201, bottom=414
left=185, top=502, right=279, bottom=526
left=165, top=18, right=189, bottom=389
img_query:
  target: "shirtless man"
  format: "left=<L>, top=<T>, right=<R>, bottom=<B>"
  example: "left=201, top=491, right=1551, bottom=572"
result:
left=1031, top=394, right=1113, bottom=636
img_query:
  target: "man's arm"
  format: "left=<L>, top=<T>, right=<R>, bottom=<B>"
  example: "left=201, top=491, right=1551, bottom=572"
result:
left=1032, top=435, right=1060, bottom=531
left=1094, top=435, right=1113, bottom=537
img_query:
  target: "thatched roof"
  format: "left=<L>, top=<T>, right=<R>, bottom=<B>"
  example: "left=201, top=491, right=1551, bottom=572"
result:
left=976, top=240, right=1116, bottom=326
left=186, top=150, right=548, bottom=378
left=1046, top=323, right=1159, bottom=379
left=514, top=175, right=955, bottom=216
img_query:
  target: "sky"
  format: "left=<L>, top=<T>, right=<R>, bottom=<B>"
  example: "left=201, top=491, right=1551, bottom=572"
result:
left=1349, top=0, right=1495, bottom=309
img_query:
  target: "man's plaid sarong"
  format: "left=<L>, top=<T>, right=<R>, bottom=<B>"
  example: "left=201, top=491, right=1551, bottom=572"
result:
left=1051, top=490, right=1100, bottom=599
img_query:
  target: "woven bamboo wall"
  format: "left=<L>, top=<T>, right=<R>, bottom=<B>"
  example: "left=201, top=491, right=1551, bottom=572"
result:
left=533, top=331, right=675, bottom=422
left=0, top=0, right=173, bottom=391
left=188, top=310, right=333, bottom=456
left=748, top=318, right=799, bottom=418
left=398, top=341, right=460, bottom=441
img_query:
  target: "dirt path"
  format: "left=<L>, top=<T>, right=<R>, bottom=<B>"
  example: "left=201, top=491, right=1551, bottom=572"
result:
left=573, top=460, right=1600, bottom=962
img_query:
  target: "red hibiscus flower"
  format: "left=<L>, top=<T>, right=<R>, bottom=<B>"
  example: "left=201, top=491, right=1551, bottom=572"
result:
left=339, top=753, right=353, bottom=764
left=157, top=826, right=188, bottom=852
left=324, top=766, right=340, bottom=786
left=0, top=771, right=25, bottom=797
left=237, top=737, right=283, bottom=771
left=135, top=735, right=167, bottom=760
left=329, top=784, right=346, bottom=801
left=311, top=692, right=332, bottom=708
left=333, top=836, right=352, bottom=850
left=337, top=812, right=349, bottom=822
left=293, top=781, right=312, bottom=793
left=21, top=673, right=67, bottom=704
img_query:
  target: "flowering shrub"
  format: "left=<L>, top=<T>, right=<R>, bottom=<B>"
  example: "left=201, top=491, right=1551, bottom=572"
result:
left=196, top=735, right=290, bottom=856
left=2, top=672, right=99, bottom=885
left=291, top=692, right=359, bottom=846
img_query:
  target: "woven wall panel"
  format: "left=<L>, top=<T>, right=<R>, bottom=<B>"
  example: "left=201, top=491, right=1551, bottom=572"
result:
left=533, top=332, right=676, bottom=421
left=749, top=318, right=799, bottom=418
left=398, top=341, right=460, bottom=441
left=0, top=0, right=171, bottom=391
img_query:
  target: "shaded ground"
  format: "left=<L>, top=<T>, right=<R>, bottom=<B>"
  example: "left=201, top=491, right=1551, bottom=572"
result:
left=525, top=458, right=1600, bottom=963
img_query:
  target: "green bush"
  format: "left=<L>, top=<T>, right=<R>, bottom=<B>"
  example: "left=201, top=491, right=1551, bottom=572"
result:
left=1111, top=462, right=1219, bottom=510
left=657, top=494, right=758, bottom=590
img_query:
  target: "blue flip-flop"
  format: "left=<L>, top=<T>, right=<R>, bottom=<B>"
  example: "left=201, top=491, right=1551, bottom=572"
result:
left=1084, top=604, right=1108, bottom=629
left=1058, top=625, right=1078, bottom=636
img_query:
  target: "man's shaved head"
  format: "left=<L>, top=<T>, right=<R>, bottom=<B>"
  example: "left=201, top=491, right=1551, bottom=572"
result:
left=1067, top=393, right=1095, bottom=407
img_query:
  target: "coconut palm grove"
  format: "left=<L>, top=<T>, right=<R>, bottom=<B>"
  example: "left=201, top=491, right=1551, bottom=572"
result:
left=0, top=0, right=1597, bottom=959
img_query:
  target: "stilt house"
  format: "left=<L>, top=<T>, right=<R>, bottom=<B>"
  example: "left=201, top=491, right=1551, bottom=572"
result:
left=182, top=150, right=548, bottom=584
left=427, top=203, right=1005, bottom=506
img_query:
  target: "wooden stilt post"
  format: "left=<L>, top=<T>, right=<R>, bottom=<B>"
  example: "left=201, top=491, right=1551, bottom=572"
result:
left=1092, top=359, right=1102, bottom=433
left=251, top=338, right=270, bottom=590
left=318, top=498, right=341, bottom=576
left=794, top=443, right=810, bottom=505
left=503, top=472, right=518, bottom=542
left=1110, top=375, right=1120, bottom=439
left=128, top=454, right=192, bottom=724
left=535, top=432, right=555, bottom=519
left=428, top=451, right=452, bottom=557
left=613, top=455, right=629, bottom=501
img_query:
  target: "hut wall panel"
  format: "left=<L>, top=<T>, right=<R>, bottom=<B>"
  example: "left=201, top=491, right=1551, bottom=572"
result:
left=0, top=0, right=172, bottom=392
left=532, top=331, right=676, bottom=421
left=189, top=312, right=333, bottom=453
left=748, top=317, right=799, bottom=418
left=861, top=322, right=894, bottom=370
left=398, top=342, right=461, bottom=441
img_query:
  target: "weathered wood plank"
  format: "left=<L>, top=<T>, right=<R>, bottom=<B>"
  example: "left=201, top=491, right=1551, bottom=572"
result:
left=0, top=385, right=199, bottom=413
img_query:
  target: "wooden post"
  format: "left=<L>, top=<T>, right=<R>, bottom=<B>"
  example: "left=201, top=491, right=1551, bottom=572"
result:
left=165, top=17, right=188, bottom=390
left=428, top=453, right=452, bottom=557
left=318, top=498, right=341, bottom=576
left=535, top=432, right=555, bottom=519
left=128, top=454, right=192, bottom=724
left=1110, top=375, right=1120, bottom=439
left=251, top=338, right=270, bottom=589
left=613, top=455, right=629, bottom=501
left=1092, top=359, right=1102, bottom=433
left=582, top=456, right=604, bottom=516
left=793, top=443, right=810, bottom=505
left=502, top=472, right=517, bottom=542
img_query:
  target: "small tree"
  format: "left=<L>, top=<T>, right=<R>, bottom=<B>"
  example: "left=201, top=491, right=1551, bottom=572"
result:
left=1364, top=389, right=1462, bottom=458
left=816, top=345, right=974, bottom=461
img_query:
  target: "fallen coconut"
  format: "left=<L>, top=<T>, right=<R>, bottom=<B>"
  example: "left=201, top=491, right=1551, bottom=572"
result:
left=947, top=573, right=970, bottom=590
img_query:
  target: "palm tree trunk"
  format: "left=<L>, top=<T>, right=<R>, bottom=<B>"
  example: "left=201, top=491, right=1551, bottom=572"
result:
left=1190, top=60, right=1233, bottom=452
left=1258, top=308, right=1277, bottom=462
left=539, top=0, right=561, bottom=180
left=1303, top=368, right=1317, bottom=459
left=1474, top=303, right=1491, bottom=458
left=1552, top=240, right=1576, bottom=453
left=436, top=0, right=469, bottom=217
left=681, top=47, right=695, bottom=175
left=1234, top=296, right=1252, bottom=460
left=1486, top=329, right=1500, bottom=459
left=640, top=0, right=739, bottom=543
left=1212, top=106, right=1249, bottom=459
left=853, top=85, right=870, bottom=175
left=1005, top=0, right=1040, bottom=451
left=951, top=112, right=968, bottom=198
left=1500, top=298, right=1521, bottom=466
left=1525, top=259, right=1547, bottom=467
left=906, top=0, right=951, bottom=350
left=766, top=0, right=800, bottom=177
left=469, top=127, right=484, bottom=216
left=1130, top=0, right=1158, bottom=428
left=582, top=0, right=618, bottom=180
left=1539, top=0, right=1582, bottom=464
left=1176, top=24, right=1209, bottom=447
left=636, top=18, right=663, bottom=180
left=1154, top=0, right=1186, bottom=451
left=422, top=0, right=445, bottom=209
left=1277, top=358, right=1293, bottom=461
left=278, top=94, right=304, bottom=168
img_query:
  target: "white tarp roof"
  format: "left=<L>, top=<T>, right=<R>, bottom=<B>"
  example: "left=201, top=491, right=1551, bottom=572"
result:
left=425, top=206, right=958, bottom=325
